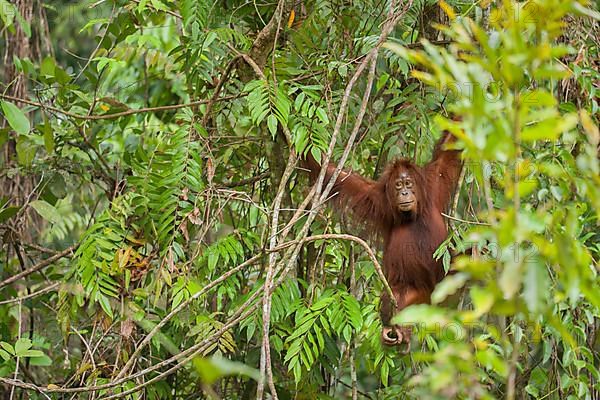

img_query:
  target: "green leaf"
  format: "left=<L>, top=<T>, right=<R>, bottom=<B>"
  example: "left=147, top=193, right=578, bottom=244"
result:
left=134, top=317, right=179, bottom=356
left=499, top=260, right=522, bottom=299
left=29, top=354, right=52, bottom=366
left=79, top=18, right=110, bottom=33
left=381, top=359, right=390, bottom=385
left=274, top=89, right=291, bottom=124
left=0, top=128, right=8, bottom=147
left=315, top=107, right=329, bottom=125
left=1, top=101, right=30, bottom=134
left=42, top=120, right=54, bottom=153
left=431, top=272, right=469, bottom=304
left=30, top=200, right=60, bottom=224
left=550, top=186, right=563, bottom=201
left=0, top=342, right=14, bottom=356
left=391, top=304, right=451, bottom=327
left=267, top=114, right=278, bottom=138
left=97, top=294, right=113, bottom=319
left=476, top=348, right=508, bottom=378
left=0, top=0, right=16, bottom=27
left=14, top=8, right=31, bottom=37
left=19, top=349, right=44, bottom=358
left=521, top=114, right=577, bottom=142
left=470, top=285, right=495, bottom=316
left=207, top=249, right=218, bottom=271
left=14, top=338, right=32, bottom=356
left=0, top=206, right=20, bottom=223
left=524, top=261, right=548, bottom=313
left=0, top=349, right=11, bottom=361
left=93, top=57, right=125, bottom=72
left=15, top=135, right=36, bottom=166
left=193, top=356, right=260, bottom=384
left=572, top=1, right=600, bottom=20
left=40, top=57, right=56, bottom=77
left=294, top=92, right=305, bottom=111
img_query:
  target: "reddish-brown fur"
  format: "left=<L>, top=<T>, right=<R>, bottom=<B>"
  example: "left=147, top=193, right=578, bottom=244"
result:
left=306, top=131, right=462, bottom=347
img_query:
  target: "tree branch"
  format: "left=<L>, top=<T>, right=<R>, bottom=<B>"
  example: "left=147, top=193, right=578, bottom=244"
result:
left=257, top=151, right=297, bottom=400
left=0, top=245, right=78, bottom=290
left=0, top=283, right=59, bottom=304
left=237, top=0, right=294, bottom=82
left=0, top=94, right=242, bottom=121
left=220, top=171, right=271, bottom=188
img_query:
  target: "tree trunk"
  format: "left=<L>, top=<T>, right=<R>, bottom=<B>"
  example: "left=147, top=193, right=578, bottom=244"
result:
left=1, top=0, right=43, bottom=240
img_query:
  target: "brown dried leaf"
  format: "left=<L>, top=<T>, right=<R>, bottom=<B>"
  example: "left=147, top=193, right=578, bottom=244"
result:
left=188, top=207, right=202, bottom=225
left=180, top=220, right=189, bottom=241
left=120, top=319, right=135, bottom=339
left=167, top=248, right=175, bottom=272
left=206, top=157, right=215, bottom=183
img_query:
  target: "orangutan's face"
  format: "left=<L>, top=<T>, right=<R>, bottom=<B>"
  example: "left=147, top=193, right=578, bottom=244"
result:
left=395, top=172, right=417, bottom=213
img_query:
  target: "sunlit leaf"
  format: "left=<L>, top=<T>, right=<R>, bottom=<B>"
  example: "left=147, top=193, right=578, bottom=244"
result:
left=30, top=200, right=60, bottom=224
left=1, top=101, right=30, bottom=135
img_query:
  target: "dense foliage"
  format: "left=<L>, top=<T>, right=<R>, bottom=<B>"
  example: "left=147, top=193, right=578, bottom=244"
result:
left=0, top=0, right=598, bottom=398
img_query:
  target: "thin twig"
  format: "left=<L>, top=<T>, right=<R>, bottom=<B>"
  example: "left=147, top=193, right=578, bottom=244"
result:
left=336, top=379, right=374, bottom=400
left=0, top=283, right=59, bottom=304
left=22, top=243, right=59, bottom=255
left=72, top=328, right=97, bottom=371
left=220, top=171, right=270, bottom=188
left=201, top=56, right=241, bottom=126
left=0, top=245, right=78, bottom=290
left=226, top=44, right=267, bottom=80
left=441, top=212, right=490, bottom=226
left=0, top=93, right=242, bottom=121
left=74, top=5, right=116, bottom=81
left=9, top=301, right=22, bottom=400
left=257, top=151, right=297, bottom=400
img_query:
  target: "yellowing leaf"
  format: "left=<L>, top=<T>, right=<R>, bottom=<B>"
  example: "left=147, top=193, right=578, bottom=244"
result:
left=439, top=0, right=456, bottom=20
left=499, top=260, right=522, bottom=299
left=431, top=272, right=469, bottom=304
left=470, top=286, right=494, bottom=316
left=580, top=110, right=599, bottom=147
